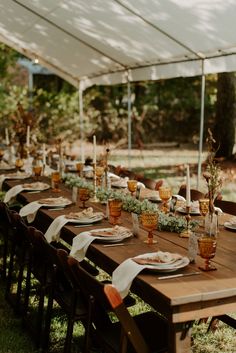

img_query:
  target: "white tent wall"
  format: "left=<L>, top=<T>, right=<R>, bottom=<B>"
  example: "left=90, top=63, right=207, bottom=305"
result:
left=1, top=0, right=236, bottom=185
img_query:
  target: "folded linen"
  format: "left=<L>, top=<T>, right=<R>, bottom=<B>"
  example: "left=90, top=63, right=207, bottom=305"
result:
left=19, top=201, right=43, bottom=223
left=4, top=185, right=24, bottom=203
left=45, top=215, right=69, bottom=243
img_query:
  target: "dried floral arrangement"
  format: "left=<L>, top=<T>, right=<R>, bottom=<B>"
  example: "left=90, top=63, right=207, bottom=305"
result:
left=203, top=129, right=223, bottom=213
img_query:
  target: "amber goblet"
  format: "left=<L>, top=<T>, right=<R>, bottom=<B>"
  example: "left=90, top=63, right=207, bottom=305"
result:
left=15, top=158, right=24, bottom=172
left=51, top=171, right=61, bottom=192
left=159, top=186, right=172, bottom=213
left=108, top=199, right=122, bottom=225
left=76, top=162, right=84, bottom=178
left=127, top=180, right=138, bottom=197
left=140, top=211, right=158, bottom=244
left=79, top=188, right=90, bottom=208
left=0, top=149, right=4, bottom=163
left=199, top=199, right=210, bottom=227
left=95, top=166, right=105, bottom=186
left=198, top=235, right=217, bottom=271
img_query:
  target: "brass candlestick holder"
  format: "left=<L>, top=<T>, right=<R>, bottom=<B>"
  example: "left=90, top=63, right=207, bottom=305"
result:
left=180, top=206, right=192, bottom=238
left=90, top=162, right=99, bottom=202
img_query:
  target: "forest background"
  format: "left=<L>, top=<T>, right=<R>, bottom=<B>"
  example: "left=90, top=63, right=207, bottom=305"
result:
left=0, top=43, right=236, bottom=160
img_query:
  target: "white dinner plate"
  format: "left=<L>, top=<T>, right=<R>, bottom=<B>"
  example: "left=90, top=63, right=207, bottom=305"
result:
left=132, top=252, right=190, bottom=272
left=65, top=214, right=103, bottom=224
left=224, top=222, right=236, bottom=231
left=23, top=182, right=50, bottom=191
left=38, top=197, right=72, bottom=208
left=176, top=207, right=200, bottom=216
left=5, top=172, right=31, bottom=179
left=0, top=165, right=15, bottom=171
left=88, top=227, right=133, bottom=243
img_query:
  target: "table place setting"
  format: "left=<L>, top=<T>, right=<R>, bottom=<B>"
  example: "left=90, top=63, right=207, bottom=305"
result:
left=111, top=177, right=145, bottom=189
left=4, top=182, right=50, bottom=203
left=19, top=196, right=72, bottom=223
left=45, top=207, right=104, bottom=242
left=0, top=171, right=31, bottom=190
left=224, top=217, right=236, bottom=231
left=112, top=251, right=190, bottom=298
left=70, top=225, right=133, bottom=262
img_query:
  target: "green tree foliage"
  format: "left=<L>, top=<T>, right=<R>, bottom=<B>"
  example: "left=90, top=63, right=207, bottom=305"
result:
left=0, top=43, right=219, bottom=148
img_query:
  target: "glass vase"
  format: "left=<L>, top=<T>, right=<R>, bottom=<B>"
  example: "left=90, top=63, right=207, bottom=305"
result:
left=205, top=212, right=218, bottom=237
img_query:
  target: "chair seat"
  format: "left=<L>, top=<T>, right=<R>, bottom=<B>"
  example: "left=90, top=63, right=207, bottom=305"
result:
left=96, top=311, right=168, bottom=353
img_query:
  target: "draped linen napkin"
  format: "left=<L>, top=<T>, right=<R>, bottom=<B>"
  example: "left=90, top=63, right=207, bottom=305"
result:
left=45, top=215, right=69, bottom=243
left=0, top=175, right=6, bottom=190
left=19, top=201, right=44, bottom=223
left=112, top=259, right=146, bottom=298
left=4, top=185, right=24, bottom=203
left=70, top=232, right=97, bottom=261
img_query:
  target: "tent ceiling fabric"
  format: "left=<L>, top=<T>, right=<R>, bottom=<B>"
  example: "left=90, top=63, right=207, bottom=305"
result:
left=0, top=0, right=236, bottom=88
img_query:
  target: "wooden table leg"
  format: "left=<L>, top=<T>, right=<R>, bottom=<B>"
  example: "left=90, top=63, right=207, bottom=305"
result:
left=168, top=322, right=192, bottom=353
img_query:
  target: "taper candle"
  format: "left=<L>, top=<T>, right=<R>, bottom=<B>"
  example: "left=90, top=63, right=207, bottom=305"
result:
left=5, top=128, right=9, bottom=145
left=186, top=164, right=191, bottom=207
left=93, top=135, right=96, bottom=164
left=26, top=125, right=30, bottom=147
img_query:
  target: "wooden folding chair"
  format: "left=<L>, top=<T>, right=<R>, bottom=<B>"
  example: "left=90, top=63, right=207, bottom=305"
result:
left=178, top=185, right=204, bottom=201
left=214, top=199, right=236, bottom=216
left=68, top=255, right=168, bottom=353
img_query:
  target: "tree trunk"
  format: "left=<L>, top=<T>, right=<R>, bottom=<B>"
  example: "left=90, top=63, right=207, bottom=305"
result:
left=214, top=73, right=236, bottom=158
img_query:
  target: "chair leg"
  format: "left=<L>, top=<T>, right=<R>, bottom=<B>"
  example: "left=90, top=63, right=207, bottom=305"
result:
left=41, top=286, right=54, bottom=353
left=64, top=316, right=75, bottom=353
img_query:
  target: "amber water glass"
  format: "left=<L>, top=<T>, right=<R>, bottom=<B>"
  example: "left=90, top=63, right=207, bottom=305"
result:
left=15, top=158, right=24, bottom=172
left=76, top=163, right=84, bottom=178
left=95, top=166, right=105, bottom=186
left=159, top=186, right=172, bottom=213
left=79, top=188, right=90, bottom=208
left=33, top=165, right=42, bottom=181
left=108, top=199, right=122, bottom=225
left=51, top=171, right=61, bottom=192
left=198, top=236, right=217, bottom=271
left=199, top=199, right=209, bottom=227
left=140, top=212, right=158, bottom=244
left=127, top=180, right=138, bottom=197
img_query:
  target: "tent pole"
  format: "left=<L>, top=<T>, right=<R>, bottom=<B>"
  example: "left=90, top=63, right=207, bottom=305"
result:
left=79, top=81, right=84, bottom=162
left=197, top=60, right=205, bottom=190
left=127, top=78, right=132, bottom=169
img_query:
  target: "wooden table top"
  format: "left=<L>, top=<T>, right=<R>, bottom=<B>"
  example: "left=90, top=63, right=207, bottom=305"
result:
left=3, top=176, right=236, bottom=353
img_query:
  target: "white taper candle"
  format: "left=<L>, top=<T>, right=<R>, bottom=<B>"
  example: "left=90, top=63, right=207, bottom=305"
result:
left=186, top=164, right=191, bottom=207
left=93, top=135, right=96, bottom=164
left=26, top=125, right=30, bottom=147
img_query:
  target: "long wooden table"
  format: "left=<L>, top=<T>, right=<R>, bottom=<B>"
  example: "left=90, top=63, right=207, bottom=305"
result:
left=3, top=177, right=236, bottom=353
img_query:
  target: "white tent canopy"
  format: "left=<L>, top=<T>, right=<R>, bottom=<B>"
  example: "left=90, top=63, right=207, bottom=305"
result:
left=0, top=0, right=236, bottom=88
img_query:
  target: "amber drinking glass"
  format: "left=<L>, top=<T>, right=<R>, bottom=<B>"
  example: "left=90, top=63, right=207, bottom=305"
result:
left=95, top=166, right=105, bottom=186
left=0, top=149, right=4, bottom=163
left=15, top=158, right=24, bottom=172
left=76, top=163, right=84, bottom=178
left=199, top=199, right=210, bottom=227
left=198, top=235, right=217, bottom=271
left=51, top=171, right=61, bottom=192
left=127, top=180, right=138, bottom=197
left=140, top=211, right=158, bottom=244
left=79, top=188, right=90, bottom=208
left=159, top=186, right=172, bottom=213
left=108, top=199, right=122, bottom=225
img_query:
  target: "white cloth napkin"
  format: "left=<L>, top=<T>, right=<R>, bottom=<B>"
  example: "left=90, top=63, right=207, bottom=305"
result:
left=112, top=259, right=146, bottom=298
left=45, top=215, right=70, bottom=243
left=0, top=175, right=6, bottom=190
left=4, top=185, right=24, bottom=203
left=70, top=232, right=96, bottom=261
left=19, top=201, right=43, bottom=223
